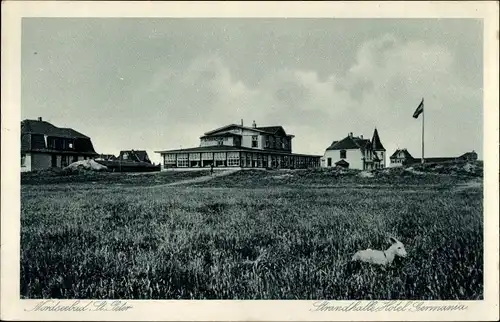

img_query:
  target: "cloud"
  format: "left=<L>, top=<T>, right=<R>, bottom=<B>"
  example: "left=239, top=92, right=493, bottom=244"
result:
left=120, top=33, right=482, bottom=163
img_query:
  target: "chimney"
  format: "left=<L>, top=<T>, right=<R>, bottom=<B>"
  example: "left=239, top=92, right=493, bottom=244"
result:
left=252, top=120, right=257, bottom=128
left=348, top=132, right=353, bottom=138
left=241, top=119, right=244, bottom=126
left=360, top=134, right=363, bottom=139
left=38, top=117, right=42, bottom=121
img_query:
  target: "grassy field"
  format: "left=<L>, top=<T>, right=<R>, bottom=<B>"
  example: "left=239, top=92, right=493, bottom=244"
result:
left=21, top=166, right=483, bottom=300
left=21, top=168, right=211, bottom=186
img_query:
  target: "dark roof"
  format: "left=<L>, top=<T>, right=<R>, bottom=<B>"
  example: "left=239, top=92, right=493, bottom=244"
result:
left=326, top=136, right=371, bottom=151
left=204, top=124, right=295, bottom=137
left=21, top=119, right=97, bottom=154
left=21, top=119, right=89, bottom=139
left=390, top=148, right=414, bottom=159
left=204, top=124, right=261, bottom=135
left=96, top=160, right=160, bottom=171
left=155, top=145, right=322, bottom=157
left=96, top=154, right=116, bottom=160
left=335, top=159, right=350, bottom=166
left=119, top=150, right=151, bottom=163
left=391, top=149, right=478, bottom=162
left=255, top=126, right=292, bottom=137
left=371, top=128, right=385, bottom=151
left=256, top=126, right=282, bottom=133
left=200, top=132, right=242, bottom=139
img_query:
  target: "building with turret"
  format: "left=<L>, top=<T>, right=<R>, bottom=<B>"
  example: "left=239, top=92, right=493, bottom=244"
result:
left=321, top=129, right=386, bottom=170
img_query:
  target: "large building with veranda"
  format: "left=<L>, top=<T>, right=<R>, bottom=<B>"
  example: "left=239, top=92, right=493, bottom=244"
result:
left=155, top=120, right=321, bottom=170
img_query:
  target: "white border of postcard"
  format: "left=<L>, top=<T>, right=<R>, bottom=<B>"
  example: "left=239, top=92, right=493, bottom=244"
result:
left=1, top=1, right=499, bottom=321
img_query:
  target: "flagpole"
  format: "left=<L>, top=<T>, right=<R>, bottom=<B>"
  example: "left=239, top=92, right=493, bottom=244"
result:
left=421, top=98, right=425, bottom=164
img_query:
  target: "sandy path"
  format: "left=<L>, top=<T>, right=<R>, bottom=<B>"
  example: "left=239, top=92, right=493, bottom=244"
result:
left=145, top=169, right=241, bottom=188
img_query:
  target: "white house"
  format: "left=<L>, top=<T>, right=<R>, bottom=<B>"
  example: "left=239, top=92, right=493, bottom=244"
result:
left=321, top=129, right=386, bottom=170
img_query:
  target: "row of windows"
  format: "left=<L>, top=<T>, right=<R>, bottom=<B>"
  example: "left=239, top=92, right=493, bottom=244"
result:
left=214, top=152, right=226, bottom=160
left=264, top=136, right=290, bottom=150
left=227, top=154, right=240, bottom=166
left=203, top=136, right=229, bottom=142
left=165, top=152, right=317, bottom=167
left=47, top=137, right=75, bottom=150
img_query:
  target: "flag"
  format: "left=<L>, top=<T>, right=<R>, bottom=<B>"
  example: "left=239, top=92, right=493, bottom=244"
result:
left=413, top=98, right=424, bottom=119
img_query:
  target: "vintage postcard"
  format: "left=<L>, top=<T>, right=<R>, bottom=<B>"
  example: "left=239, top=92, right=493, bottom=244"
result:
left=1, top=1, right=499, bottom=321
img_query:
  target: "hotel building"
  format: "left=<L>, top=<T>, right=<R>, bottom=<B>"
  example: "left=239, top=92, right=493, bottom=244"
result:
left=155, top=121, right=321, bottom=170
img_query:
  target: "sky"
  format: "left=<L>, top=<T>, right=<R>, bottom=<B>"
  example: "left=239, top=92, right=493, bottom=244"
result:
left=21, top=18, right=483, bottom=164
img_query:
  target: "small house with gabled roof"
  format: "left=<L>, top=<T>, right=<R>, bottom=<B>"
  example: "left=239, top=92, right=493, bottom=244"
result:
left=118, top=150, right=152, bottom=164
left=321, top=129, right=386, bottom=170
left=21, top=117, right=98, bottom=172
left=389, top=149, right=478, bottom=166
left=389, top=148, right=414, bottom=167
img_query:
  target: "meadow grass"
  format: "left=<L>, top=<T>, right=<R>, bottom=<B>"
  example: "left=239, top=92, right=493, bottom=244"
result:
left=21, top=169, right=211, bottom=186
left=21, top=170, right=483, bottom=300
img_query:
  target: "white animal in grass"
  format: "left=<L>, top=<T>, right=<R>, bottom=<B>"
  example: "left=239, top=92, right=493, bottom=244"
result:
left=351, top=237, right=407, bottom=266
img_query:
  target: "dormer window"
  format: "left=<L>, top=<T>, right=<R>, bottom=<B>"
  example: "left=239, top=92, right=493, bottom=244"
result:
left=251, top=135, right=258, bottom=148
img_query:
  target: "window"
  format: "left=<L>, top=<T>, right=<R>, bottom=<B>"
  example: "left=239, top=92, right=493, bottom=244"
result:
left=340, top=150, right=346, bottom=159
left=252, top=135, right=258, bottom=148
left=265, top=137, right=270, bottom=148
left=21, top=154, right=26, bottom=167
left=61, top=155, right=69, bottom=167
left=123, top=153, right=129, bottom=160
left=165, top=154, right=176, bottom=163
left=47, top=138, right=55, bottom=149
left=214, top=152, right=226, bottom=160
left=234, top=137, right=241, bottom=147
left=227, top=152, right=240, bottom=166
left=201, top=152, right=213, bottom=160
left=165, top=154, right=176, bottom=166
left=189, top=153, right=200, bottom=161
left=176, top=154, right=189, bottom=167
left=69, top=142, right=74, bottom=149
left=327, top=158, right=332, bottom=167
